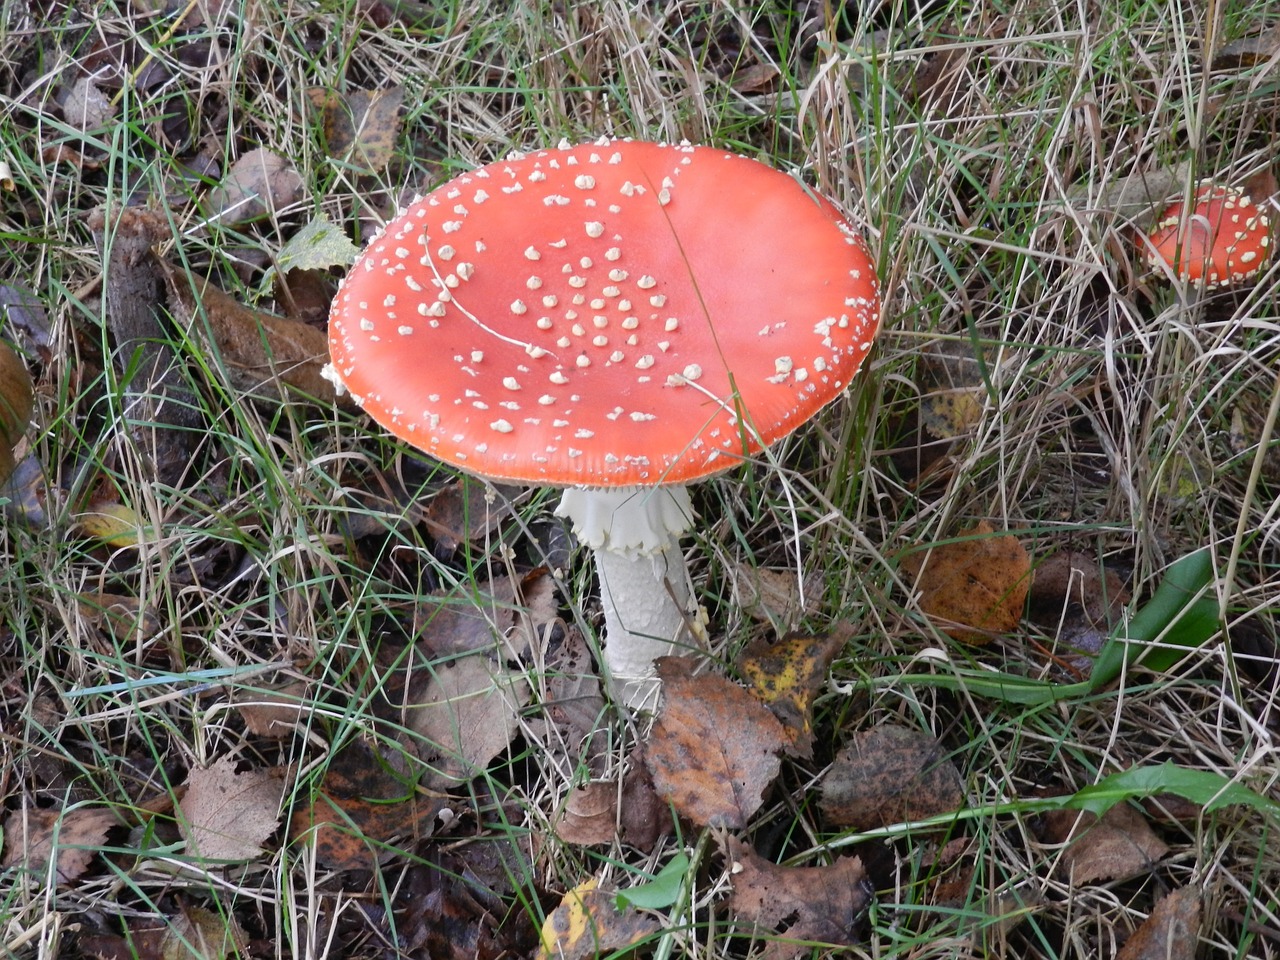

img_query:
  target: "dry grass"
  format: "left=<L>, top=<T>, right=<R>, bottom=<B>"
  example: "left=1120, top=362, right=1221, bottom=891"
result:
left=1, top=0, right=1279, bottom=957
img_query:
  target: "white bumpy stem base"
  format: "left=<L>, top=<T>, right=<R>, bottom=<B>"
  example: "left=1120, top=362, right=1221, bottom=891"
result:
left=556, top=486, right=696, bottom=710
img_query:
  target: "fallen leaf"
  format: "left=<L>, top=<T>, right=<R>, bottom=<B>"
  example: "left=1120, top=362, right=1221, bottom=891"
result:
left=730, top=563, right=821, bottom=629
left=77, top=592, right=163, bottom=645
left=289, top=739, right=445, bottom=871
left=644, top=657, right=786, bottom=829
left=234, top=680, right=309, bottom=738
left=555, top=781, right=617, bottom=846
left=917, top=339, right=990, bottom=440
left=78, top=902, right=248, bottom=960
left=273, top=214, right=360, bottom=274
left=1027, top=550, right=1130, bottom=672
left=204, top=147, right=303, bottom=226
left=179, top=759, right=284, bottom=862
left=312, top=86, right=406, bottom=173
left=63, top=76, right=115, bottom=131
left=2, top=806, right=119, bottom=884
left=424, top=479, right=519, bottom=554
left=74, top=501, right=147, bottom=547
left=406, top=653, right=531, bottom=789
left=0, top=283, right=53, bottom=351
left=0, top=338, right=33, bottom=483
left=738, top=627, right=846, bottom=758
left=819, top=724, right=965, bottom=830
left=1115, top=885, right=1201, bottom=960
left=723, top=836, right=871, bottom=960
left=535, top=878, right=660, bottom=960
left=903, top=521, right=1032, bottom=644
left=1040, top=803, right=1170, bottom=885
left=163, top=266, right=337, bottom=403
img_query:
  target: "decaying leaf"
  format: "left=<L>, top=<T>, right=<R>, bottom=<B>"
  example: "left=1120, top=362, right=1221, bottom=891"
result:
left=0, top=338, right=33, bottom=483
left=179, top=758, right=284, bottom=862
left=645, top=657, right=786, bottom=829
left=63, top=76, right=115, bottom=132
left=73, top=501, right=147, bottom=547
left=424, top=479, right=520, bottom=554
left=903, top=521, right=1032, bottom=644
left=1027, top=550, right=1130, bottom=672
left=406, top=653, right=531, bottom=789
left=163, top=266, right=337, bottom=403
left=77, top=591, right=163, bottom=644
left=555, top=753, right=666, bottom=850
left=535, top=878, right=660, bottom=960
left=78, top=901, right=248, bottom=960
left=312, top=86, right=406, bottom=173
left=2, top=806, right=119, bottom=884
left=204, top=147, right=303, bottom=225
left=917, top=339, right=990, bottom=440
left=724, top=836, right=871, bottom=960
left=819, top=724, right=965, bottom=830
left=1040, top=802, right=1170, bottom=885
left=730, top=563, right=821, bottom=629
left=289, top=739, right=445, bottom=871
left=1115, top=885, right=1201, bottom=960
left=738, top=627, right=846, bottom=758
left=234, top=680, right=310, bottom=738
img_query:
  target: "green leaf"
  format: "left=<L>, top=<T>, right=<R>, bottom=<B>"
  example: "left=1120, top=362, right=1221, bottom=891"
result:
left=615, top=853, right=689, bottom=910
left=1064, top=762, right=1280, bottom=820
left=1090, top=548, right=1219, bottom=691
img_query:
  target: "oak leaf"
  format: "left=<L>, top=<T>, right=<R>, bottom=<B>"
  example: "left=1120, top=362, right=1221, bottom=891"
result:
left=645, top=657, right=786, bottom=829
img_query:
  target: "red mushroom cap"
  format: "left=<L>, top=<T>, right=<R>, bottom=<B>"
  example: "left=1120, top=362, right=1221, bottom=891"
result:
left=1143, top=181, right=1273, bottom=287
left=328, top=139, right=881, bottom=486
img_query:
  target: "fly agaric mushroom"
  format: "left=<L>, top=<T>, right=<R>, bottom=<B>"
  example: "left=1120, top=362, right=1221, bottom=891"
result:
left=1141, top=180, right=1273, bottom=287
left=327, top=138, right=881, bottom=708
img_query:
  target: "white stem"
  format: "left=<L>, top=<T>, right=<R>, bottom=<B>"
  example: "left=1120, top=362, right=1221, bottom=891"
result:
left=556, top=486, right=696, bottom=709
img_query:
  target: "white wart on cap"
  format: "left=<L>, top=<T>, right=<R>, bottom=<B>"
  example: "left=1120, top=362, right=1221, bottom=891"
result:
left=328, top=138, right=882, bottom=486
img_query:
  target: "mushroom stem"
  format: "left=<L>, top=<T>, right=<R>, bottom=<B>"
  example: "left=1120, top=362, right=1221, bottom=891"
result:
left=556, top=486, right=696, bottom=709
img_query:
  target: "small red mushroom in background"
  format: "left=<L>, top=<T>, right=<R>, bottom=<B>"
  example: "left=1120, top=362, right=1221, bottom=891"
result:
left=327, top=138, right=882, bottom=709
left=1140, top=180, right=1273, bottom=287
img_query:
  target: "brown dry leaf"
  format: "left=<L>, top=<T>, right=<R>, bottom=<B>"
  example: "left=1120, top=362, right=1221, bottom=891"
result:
left=903, top=521, right=1032, bottom=644
left=645, top=657, right=786, bottom=829
left=819, top=724, right=965, bottom=830
left=407, top=653, right=531, bottom=790
left=205, top=147, right=303, bottom=225
left=425, top=479, right=520, bottom=554
left=730, top=563, right=821, bottom=629
left=731, top=62, right=780, bottom=94
left=79, top=902, right=248, bottom=960
left=738, top=627, right=846, bottom=759
left=163, top=266, right=337, bottom=403
left=1027, top=550, right=1130, bottom=671
left=1115, top=886, right=1201, bottom=960
left=724, top=836, right=871, bottom=960
left=918, top=339, right=989, bottom=439
left=555, top=782, right=617, bottom=846
left=179, top=759, right=284, bottom=862
left=2, top=806, right=119, bottom=884
left=535, top=878, right=660, bottom=960
left=311, top=86, right=406, bottom=173
left=0, top=338, right=33, bottom=483
left=234, top=680, right=309, bottom=738
left=1041, top=803, right=1170, bottom=885
left=77, top=591, right=163, bottom=645
left=289, top=739, right=445, bottom=871
left=63, top=76, right=115, bottom=131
